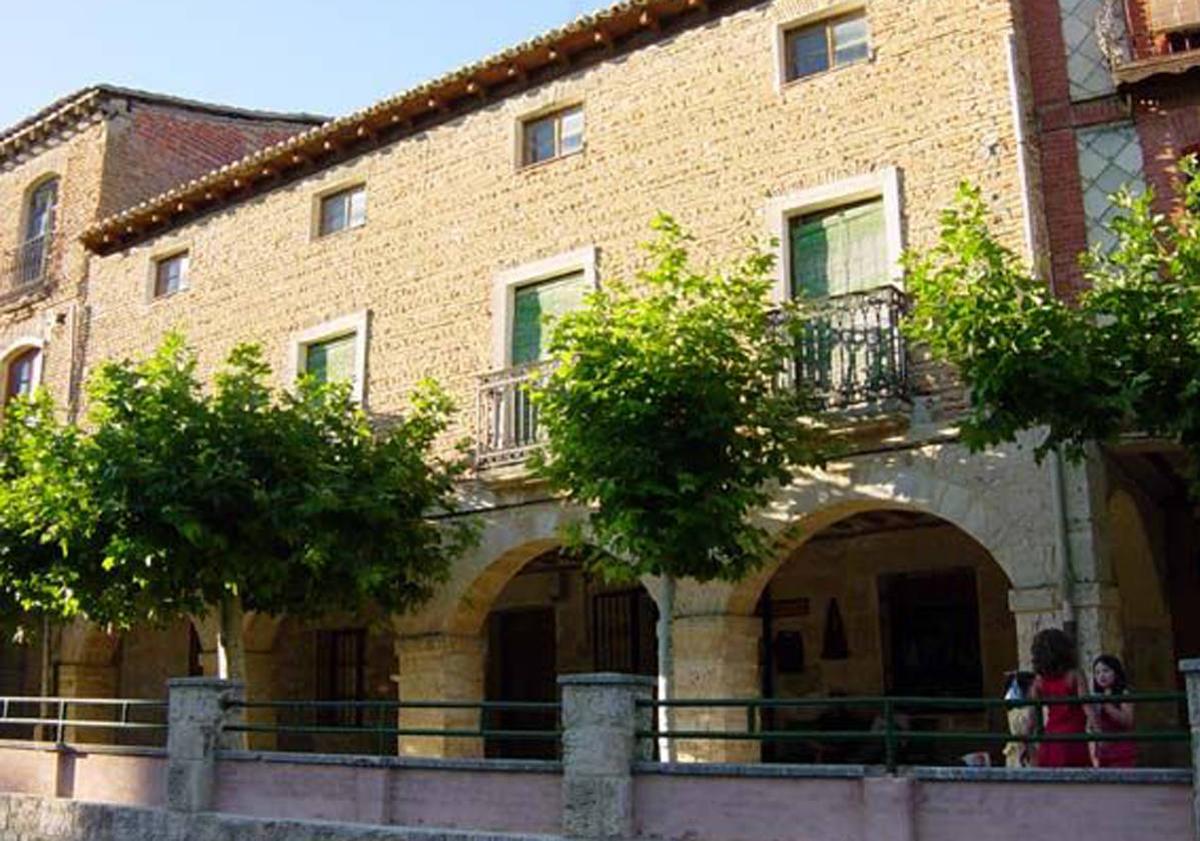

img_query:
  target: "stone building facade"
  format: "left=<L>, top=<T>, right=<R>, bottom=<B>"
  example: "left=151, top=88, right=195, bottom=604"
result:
left=0, top=86, right=322, bottom=702
left=0, top=0, right=1192, bottom=763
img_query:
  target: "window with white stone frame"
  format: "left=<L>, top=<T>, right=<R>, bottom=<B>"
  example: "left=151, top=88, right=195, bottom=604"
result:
left=288, top=311, right=370, bottom=404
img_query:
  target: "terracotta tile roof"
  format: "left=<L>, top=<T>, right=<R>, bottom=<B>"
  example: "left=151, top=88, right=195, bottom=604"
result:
left=0, top=84, right=325, bottom=169
left=82, top=0, right=753, bottom=255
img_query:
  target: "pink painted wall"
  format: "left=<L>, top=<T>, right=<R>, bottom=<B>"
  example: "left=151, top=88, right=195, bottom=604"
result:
left=69, top=752, right=166, bottom=808
left=636, top=775, right=866, bottom=841
left=635, top=774, right=1194, bottom=841
left=214, top=758, right=560, bottom=835
left=0, top=748, right=57, bottom=797
left=916, top=781, right=1192, bottom=841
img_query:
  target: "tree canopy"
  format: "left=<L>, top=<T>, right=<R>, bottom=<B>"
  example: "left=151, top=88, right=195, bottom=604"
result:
left=531, top=215, right=835, bottom=583
left=903, top=164, right=1200, bottom=487
left=0, top=335, right=472, bottom=640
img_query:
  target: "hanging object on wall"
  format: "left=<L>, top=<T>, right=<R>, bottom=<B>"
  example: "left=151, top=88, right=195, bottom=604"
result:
left=821, top=598, right=849, bottom=660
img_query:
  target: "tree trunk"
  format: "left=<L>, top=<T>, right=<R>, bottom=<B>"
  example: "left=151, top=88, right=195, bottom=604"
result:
left=216, top=592, right=246, bottom=684
left=656, top=575, right=675, bottom=762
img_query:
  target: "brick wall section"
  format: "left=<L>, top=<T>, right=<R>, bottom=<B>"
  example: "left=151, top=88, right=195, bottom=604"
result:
left=98, top=101, right=319, bottom=219
left=85, top=0, right=1029, bottom=453
left=1018, top=0, right=1094, bottom=297
left=1134, top=81, right=1200, bottom=213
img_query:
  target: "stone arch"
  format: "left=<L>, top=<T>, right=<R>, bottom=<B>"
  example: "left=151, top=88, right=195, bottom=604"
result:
left=725, top=463, right=1023, bottom=617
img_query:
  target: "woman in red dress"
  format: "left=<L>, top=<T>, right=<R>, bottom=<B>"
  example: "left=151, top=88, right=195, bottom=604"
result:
left=1028, top=628, right=1091, bottom=768
left=1091, top=654, right=1136, bottom=768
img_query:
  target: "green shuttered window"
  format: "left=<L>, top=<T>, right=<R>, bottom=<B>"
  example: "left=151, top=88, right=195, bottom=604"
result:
left=305, top=333, right=357, bottom=386
left=789, top=199, right=887, bottom=299
left=511, top=271, right=589, bottom=365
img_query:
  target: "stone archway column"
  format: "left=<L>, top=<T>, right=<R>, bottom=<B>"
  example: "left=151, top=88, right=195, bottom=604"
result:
left=1070, top=582, right=1123, bottom=670
left=1008, top=586, right=1061, bottom=670
left=395, top=632, right=486, bottom=758
left=671, top=613, right=761, bottom=763
left=56, top=620, right=120, bottom=744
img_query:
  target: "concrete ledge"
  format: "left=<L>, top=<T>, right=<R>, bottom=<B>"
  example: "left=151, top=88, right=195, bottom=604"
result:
left=635, top=761, right=869, bottom=779
left=634, top=761, right=1192, bottom=785
left=218, top=748, right=561, bottom=774
left=910, top=765, right=1193, bottom=785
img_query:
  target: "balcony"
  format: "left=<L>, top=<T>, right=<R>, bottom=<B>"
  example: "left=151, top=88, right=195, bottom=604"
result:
left=1099, top=0, right=1200, bottom=84
left=474, top=286, right=909, bottom=471
left=476, top=361, right=554, bottom=471
left=779, top=284, right=909, bottom=412
left=2, top=233, right=53, bottom=302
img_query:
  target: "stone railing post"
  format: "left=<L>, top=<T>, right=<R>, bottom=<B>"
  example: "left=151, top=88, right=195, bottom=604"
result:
left=560, top=673, right=654, bottom=841
left=1180, top=659, right=1200, bottom=841
left=166, top=677, right=243, bottom=813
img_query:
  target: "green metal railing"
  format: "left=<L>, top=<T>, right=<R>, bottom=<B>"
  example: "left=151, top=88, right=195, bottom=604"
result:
left=0, top=696, right=168, bottom=745
left=638, top=692, right=1191, bottom=772
left=223, top=698, right=563, bottom=757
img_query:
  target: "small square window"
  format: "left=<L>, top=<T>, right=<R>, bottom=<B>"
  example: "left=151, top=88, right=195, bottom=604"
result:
left=319, top=186, right=367, bottom=237
left=784, top=12, right=870, bottom=83
left=522, top=106, right=585, bottom=166
left=153, top=252, right=188, bottom=299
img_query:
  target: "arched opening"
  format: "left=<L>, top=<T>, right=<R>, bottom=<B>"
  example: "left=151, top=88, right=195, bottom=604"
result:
left=3, top=344, right=41, bottom=404
left=481, top=545, right=658, bottom=759
left=753, top=508, right=1017, bottom=765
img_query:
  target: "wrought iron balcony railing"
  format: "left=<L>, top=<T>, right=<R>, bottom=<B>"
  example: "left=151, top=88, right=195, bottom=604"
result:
left=474, top=285, right=909, bottom=469
left=3, top=233, right=52, bottom=299
left=779, top=284, right=909, bottom=411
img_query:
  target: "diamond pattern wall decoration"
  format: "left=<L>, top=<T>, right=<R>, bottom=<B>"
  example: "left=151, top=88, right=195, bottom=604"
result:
left=1060, top=0, right=1117, bottom=100
left=1076, top=123, right=1147, bottom=253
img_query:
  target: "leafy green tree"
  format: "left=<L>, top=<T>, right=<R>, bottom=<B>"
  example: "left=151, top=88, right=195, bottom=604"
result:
left=903, top=167, right=1200, bottom=485
left=533, top=215, right=833, bottom=582
left=0, top=335, right=473, bottom=682
left=531, top=216, right=835, bottom=747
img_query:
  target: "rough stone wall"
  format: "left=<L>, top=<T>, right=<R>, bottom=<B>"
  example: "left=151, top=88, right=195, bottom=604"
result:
left=84, top=0, right=1028, bottom=451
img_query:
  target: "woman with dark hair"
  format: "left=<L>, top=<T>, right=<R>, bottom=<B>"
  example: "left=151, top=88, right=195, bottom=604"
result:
left=1091, top=654, right=1136, bottom=768
left=1027, top=628, right=1092, bottom=767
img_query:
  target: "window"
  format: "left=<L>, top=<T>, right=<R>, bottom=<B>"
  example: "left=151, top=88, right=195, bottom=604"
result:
left=153, top=252, right=189, bottom=299
left=789, top=199, right=887, bottom=299
left=4, top=347, right=40, bottom=405
left=291, top=311, right=369, bottom=403
left=783, top=12, right=869, bottom=82
left=318, top=185, right=367, bottom=237
left=522, top=106, right=584, bottom=166
left=592, top=589, right=658, bottom=675
left=315, top=629, right=366, bottom=726
left=18, top=179, right=57, bottom=285
left=510, top=271, right=589, bottom=364
left=304, top=332, right=357, bottom=386
left=24, top=179, right=57, bottom=242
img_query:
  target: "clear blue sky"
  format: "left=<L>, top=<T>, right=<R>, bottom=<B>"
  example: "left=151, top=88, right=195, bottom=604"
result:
left=0, top=1, right=608, bottom=130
